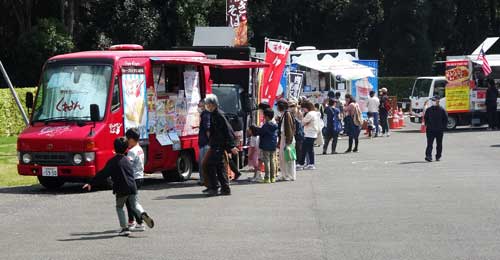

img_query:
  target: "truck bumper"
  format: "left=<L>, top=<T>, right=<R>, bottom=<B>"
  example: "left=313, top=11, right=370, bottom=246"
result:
left=18, top=164, right=96, bottom=179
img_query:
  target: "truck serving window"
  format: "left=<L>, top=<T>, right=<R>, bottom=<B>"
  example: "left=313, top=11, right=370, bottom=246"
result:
left=33, top=65, right=112, bottom=122
left=433, top=80, right=447, bottom=98
left=412, top=79, right=433, bottom=97
left=211, top=84, right=241, bottom=115
left=153, top=64, right=186, bottom=96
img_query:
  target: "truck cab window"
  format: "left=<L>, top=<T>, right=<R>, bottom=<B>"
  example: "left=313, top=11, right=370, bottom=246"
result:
left=111, top=76, right=120, bottom=111
left=433, top=80, right=446, bottom=98
left=153, top=64, right=184, bottom=96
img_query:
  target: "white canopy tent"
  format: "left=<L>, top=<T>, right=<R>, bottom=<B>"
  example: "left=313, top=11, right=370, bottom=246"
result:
left=292, top=52, right=375, bottom=80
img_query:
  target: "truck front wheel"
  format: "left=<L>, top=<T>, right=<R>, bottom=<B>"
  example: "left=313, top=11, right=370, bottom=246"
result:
left=162, top=151, right=193, bottom=182
left=37, top=176, right=65, bottom=190
left=447, top=116, right=457, bottom=130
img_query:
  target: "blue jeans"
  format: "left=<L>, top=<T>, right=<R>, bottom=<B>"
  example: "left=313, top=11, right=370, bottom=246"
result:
left=372, top=112, right=380, bottom=135
left=198, top=145, right=209, bottom=183
left=299, top=137, right=315, bottom=166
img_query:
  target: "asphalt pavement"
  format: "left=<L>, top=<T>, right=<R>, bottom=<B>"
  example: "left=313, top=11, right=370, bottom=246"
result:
left=2, top=124, right=500, bottom=260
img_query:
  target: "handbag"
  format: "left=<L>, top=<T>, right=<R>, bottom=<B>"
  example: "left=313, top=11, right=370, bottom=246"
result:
left=284, top=144, right=297, bottom=161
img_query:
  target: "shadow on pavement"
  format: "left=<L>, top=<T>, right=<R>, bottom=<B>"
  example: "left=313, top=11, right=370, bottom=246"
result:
left=399, top=161, right=428, bottom=165
left=0, top=183, right=86, bottom=195
left=491, top=144, right=500, bottom=148
left=140, top=178, right=201, bottom=191
left=71, top=230, right=117, bottom=236
left=58, top=235, right=117, bottom=241
left=155, top=193, right=208, bottom=200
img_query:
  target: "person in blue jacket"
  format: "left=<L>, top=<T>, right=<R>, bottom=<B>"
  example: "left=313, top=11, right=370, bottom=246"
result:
left=251, top=109, right=278, bottom=183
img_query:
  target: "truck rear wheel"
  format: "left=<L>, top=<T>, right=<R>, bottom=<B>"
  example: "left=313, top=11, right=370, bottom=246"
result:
left=37, top=176, right=65, bottom=190
left=447, top=116, right=457, bottom=130
left=162, top=151, right=193, bottom=182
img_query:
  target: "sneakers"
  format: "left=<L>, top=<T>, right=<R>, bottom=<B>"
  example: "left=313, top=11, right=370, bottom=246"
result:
left=304, top=165, right=316, bottom=170
left=131, top=223, right=146, bottom=232
left=353, top=148, right=358, bottom=153
left=260, top=178, right=271, bottom=184
left=436, top=157, right=441, bottom=162
left=127, top=221, right=136, bottom=228
left=425, top=157, right=433, bottom=162
left=141, top=212, right=155, bottom=228
left=345, top=149, right=352, bottom=153
left=385, top=133, right=390, bottom=137
left=118, top=228, right=131, bottom=237
left=206, top=189, right=218, bottom=197
left=296, top=164, right=304, bottom=171
left=220, top=189, right=231, bottom=196
left=202, top=188, right=210, bottom=194
left=270, top=178, right=276, bottom=183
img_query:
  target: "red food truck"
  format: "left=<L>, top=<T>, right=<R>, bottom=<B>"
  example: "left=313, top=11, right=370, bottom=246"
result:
left=17, top=44, right=267, bottom=189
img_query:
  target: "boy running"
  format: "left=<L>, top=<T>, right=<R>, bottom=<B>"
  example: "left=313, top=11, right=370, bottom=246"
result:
left=125, top=128, right=146, bottom=231
left=83, top=137, right=154, bottom=237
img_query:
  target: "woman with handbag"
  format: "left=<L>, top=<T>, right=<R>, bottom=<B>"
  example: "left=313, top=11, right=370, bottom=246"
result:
left=323, top=98, right=342, bottom=154
left=277, top=99, right=297, bottom=181
left=344, top=94, right=362, bottom=153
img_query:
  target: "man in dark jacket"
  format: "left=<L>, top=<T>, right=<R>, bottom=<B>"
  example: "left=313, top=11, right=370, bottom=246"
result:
left=424, top=96, right=448, bottom=162
left=485, top=79, right=498, bottom=130
left=204, top=94, right=238, bottom=196
left=83, top=137, right=154, bottom=236
left=379, top=88, right=391, bottom=137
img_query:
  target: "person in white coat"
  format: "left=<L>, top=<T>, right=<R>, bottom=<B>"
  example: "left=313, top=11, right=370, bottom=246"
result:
left=277, top=99, right=296, bottom=181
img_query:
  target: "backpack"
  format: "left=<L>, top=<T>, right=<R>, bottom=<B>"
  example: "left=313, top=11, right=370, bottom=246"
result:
left=294, top=116, right=304, bottom=142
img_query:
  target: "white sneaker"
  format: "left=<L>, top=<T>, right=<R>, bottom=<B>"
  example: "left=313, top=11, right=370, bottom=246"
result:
left=386, top=133, right=390, bottom=137
left=127, top=221, right=136, bottom=228
left=118, top=228, right=131, bottom=236
left=304, top=165, right=316, bottom=170
left=131, top=223, right=146, bottom=232
left=296, top=164, right=304, bottom=170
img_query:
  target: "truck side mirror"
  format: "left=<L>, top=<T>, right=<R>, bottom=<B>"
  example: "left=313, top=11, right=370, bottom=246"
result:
left=25, top=92, right=34, bottom=109
left=90, top=104, right=100, bottom=122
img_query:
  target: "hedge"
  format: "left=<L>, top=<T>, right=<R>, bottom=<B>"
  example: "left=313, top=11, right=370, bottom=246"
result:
left=0, top=87, right=37, bottom=136
left=378, top=77, right=417, bottom=101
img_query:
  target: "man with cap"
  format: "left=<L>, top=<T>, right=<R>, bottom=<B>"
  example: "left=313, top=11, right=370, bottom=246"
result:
left=424, top=96, right=448, bottom=162
left=379, top=87, right=391, bottom=137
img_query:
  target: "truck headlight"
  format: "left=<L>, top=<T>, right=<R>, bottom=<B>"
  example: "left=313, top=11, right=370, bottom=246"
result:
left=22, top=153, right=32, bottom=164
left=84, top=152, right=95, bottom=162
left=73, top=154, right=83, bottom=165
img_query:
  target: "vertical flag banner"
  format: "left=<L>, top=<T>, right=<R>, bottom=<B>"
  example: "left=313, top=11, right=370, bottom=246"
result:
left=288, top=72, right=304, bottom=99
left=227, top=0, right=248, bottom=46
left=260, top=39, right=291, bottom=106
left=445, top=60, right=470, bottom=113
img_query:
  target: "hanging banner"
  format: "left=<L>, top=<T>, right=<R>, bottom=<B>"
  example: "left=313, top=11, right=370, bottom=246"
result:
left=122, top=66, right=148, bottom=139
left=288, top=72, right=304, bottom=99
left=260, top=39, right=291, bottom=106
left=227, top=0, right=248, bottom=46
left=445, top=60, right=470, bottom=113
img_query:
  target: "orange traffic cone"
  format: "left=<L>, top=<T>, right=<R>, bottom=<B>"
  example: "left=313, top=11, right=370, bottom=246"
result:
left=399, top=108, right=406, bottom=127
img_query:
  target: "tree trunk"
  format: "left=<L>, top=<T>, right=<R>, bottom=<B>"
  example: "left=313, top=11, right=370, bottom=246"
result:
left=67, top=0, right=75, bottom=36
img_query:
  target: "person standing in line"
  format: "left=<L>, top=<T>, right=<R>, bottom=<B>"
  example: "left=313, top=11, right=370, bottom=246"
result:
left=289, top=100, right=304, bottom=168
left=366, top=90, right=380, bottom=137
left=83, top=137, right=154, bottom=236
left=314, top=103, right=325, bottom=147
left=379, top=88, right=391, bottom=137
left=298, top=101, right=320, bottom=170
left=251, top=109, right=278, bottom=183
left=204, top=94, right=239, bottom=196
left=196, top=100, right=211, bottom=186
left=485, top=79, right=498, bottom=130
left=424, top=96, right=448, bottom=162
left=124, top=128, right=146, bottom=231
left=323, top=98, right=341, bottom=154
left=277, top=99, right=296, bottom=181
left=344, top=94, right=362, bottom=153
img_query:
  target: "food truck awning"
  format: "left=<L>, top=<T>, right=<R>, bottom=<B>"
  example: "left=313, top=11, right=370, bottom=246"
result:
left=293, top=54, right=375, bottom=80
left=151, top=57, right=269, bottom=69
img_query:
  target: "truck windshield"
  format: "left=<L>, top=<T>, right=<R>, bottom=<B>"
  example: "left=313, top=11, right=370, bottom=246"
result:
left=212, top=84, right=241, bottom=115
left=33, top=65, right=112, bottom=122
left=412, top=79, right=433, bottom=98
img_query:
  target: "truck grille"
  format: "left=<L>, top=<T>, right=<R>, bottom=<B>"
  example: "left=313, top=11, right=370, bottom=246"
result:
left=32, top=152, right=72, bottom=165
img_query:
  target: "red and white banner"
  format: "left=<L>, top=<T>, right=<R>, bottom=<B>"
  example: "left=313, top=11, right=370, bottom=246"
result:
left=227, top=0, right=248, bottom=46
left=260, top=40, right=291, bottom=106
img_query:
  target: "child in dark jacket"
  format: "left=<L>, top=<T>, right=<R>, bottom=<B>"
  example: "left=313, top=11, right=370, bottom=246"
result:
left=251, top=109, right=278, bottom=183
left=82, top=137, right=154, bottom=237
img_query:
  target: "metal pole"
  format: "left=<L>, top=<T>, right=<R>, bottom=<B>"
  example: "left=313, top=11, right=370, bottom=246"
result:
left=0, top=60, right=29, bottom=126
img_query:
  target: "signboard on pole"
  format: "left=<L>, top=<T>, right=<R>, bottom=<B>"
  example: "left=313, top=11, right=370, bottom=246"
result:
left=260, top=39, right=291, bottom=106
left=227, top=0, right=248, bottom=46
left=288, top=72, right=304, bottom=99
left=445, top=60, right=470, bottom=113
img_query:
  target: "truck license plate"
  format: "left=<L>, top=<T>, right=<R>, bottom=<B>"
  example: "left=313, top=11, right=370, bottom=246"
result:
left=42, top=167, right=58, bottom=177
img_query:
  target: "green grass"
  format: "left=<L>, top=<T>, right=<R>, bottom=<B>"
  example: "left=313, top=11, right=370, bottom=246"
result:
left=0, top=136, right=38, bottom=187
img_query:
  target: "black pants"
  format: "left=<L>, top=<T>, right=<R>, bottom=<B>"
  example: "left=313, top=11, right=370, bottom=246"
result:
left=299, top=137, right=315, bottom=165
left=207, top=148, right=230, bottom=192
left=380, top=113, right=389, bottom=134
left=126, top=178, right=144, bottom=223
left=323, top=131, right=339, bottom=153
left=426, top=131, right=444, bottom=159
left=487, top=105, right=497, bottom=129
left=295, top=139, right=303, bottom=164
